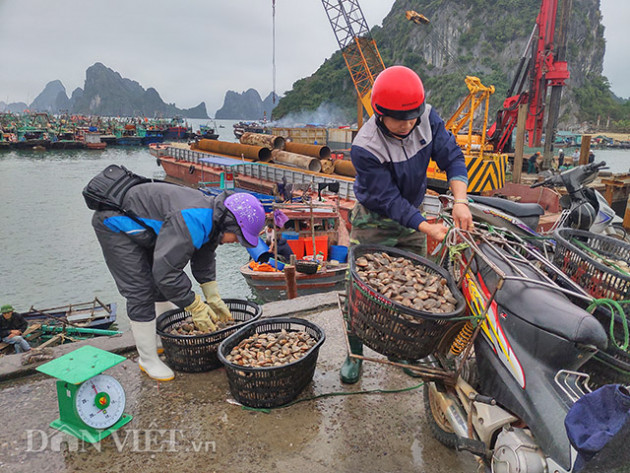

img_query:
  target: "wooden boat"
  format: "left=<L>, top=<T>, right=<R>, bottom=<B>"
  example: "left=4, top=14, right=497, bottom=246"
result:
left=198, top=122, right=219, bottom=140
left=233, top=120, right=269, bottom=139
left=240, top=202, right=350, bottom=302
left=0, top=323, right=121, bottom=355
left=84, top=131, right=107, bottom=149
left=21, top=298, right=117, bottom=330
left=241, top=262, right=347, bottom=302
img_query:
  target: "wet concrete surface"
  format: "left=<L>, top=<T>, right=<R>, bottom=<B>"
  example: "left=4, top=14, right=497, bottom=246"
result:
left=0, top=301, right=479, bottom=473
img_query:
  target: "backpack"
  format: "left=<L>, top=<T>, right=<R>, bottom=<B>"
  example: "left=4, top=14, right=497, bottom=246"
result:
left=83, top=164, right=160, bottom=233
left=83, top=164, right=152, bottom=211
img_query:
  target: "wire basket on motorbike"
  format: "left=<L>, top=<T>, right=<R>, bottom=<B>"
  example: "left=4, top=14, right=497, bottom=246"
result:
left=347, top=244, right=467, bottom=362
left=441, top=223, right=630, bottom=388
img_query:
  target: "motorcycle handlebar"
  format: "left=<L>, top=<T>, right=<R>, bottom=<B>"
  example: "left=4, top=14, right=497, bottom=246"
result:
left=530, top=161, right=608, bottom=189
left=588, top=161, right=607, bottom=171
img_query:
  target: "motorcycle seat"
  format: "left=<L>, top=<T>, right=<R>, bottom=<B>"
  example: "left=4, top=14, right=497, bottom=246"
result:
left=469, top=195, right=545, bottom=219
left=477, top=245, right=608, bottom=350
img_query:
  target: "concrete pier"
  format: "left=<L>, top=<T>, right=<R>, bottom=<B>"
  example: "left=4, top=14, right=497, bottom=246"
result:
left=0, top=293, right=477, bottom=473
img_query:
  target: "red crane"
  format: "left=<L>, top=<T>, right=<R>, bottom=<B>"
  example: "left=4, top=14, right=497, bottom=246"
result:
left=487, top=0, right=571, bottom=164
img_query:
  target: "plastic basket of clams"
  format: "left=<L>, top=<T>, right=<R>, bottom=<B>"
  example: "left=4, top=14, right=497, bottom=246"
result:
left=348, top=245, right=466, bottom=361
left=156, top=299, right=262, bottom=373
left=217, top=317, right=325, bottom=408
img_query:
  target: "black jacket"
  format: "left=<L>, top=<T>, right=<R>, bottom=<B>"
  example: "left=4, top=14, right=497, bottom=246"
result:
left=0, top=312, right=28, bottom=338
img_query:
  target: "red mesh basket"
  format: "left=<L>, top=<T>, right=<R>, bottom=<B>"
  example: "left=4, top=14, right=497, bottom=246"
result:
left=552, top=228, right=630, bottom=301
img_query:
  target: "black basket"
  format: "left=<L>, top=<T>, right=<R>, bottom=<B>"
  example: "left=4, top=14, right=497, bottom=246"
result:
left=552, top=228, right=630, bottom=301
left=348, top=245, right=466, bottom=360
left=156, top=299, right=262, bottom=373
left=296, top=260, right=319, bottom=275
left=217, top=317, right=325, bottom=408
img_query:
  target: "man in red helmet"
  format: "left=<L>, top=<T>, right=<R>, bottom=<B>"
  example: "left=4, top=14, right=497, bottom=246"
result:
left=341, top=65, right=473, bottom=384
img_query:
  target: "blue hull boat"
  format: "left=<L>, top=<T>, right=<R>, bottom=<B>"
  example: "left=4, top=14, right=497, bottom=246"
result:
left=22, top=298, right=117, bottom=330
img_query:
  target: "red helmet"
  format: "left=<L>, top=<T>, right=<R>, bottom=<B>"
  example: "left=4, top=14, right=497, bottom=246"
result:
left=371, top=66, right=426, bottom=120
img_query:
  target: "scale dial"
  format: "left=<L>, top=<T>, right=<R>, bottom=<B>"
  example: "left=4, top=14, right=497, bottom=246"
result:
left=75, top=374, right=126, bottom=429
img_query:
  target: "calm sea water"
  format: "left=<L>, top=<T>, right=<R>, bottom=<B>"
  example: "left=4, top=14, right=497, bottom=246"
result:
left=0, top=123, right=250, bottom=332
left=1, top=120, right=629, bottom=332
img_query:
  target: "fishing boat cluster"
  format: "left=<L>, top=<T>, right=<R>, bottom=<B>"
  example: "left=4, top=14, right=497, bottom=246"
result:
left=0, top=112, right=219, bottom=150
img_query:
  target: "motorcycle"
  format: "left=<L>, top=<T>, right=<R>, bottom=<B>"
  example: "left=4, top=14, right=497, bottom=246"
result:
left=443, top=161, right=629, bottom=244
left=424, top=227, right=630, bottom=472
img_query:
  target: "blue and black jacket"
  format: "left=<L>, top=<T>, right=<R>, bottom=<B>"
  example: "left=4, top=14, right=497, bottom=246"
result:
left=351, top=105, right=468, bottom=230
left=92, top=183, right=231, bottom=310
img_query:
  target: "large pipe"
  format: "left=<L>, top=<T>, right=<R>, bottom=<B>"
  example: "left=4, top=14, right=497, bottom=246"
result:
left=333, top=159, right=356, bottom=177
left=271, top=149, right=322, bottom=173
left=284, top=142, right=331, bottom=159
left=240, top=132, right=286, bottom=150
left=195, top=139, right=272, bottom=161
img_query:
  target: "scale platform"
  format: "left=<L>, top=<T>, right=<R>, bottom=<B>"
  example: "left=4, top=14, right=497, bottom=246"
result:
left=37, top=345, right=132, bottom=443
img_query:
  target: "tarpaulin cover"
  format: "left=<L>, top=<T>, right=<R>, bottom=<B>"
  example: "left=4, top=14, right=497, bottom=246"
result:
left=565, top=384, right=630, bottom=472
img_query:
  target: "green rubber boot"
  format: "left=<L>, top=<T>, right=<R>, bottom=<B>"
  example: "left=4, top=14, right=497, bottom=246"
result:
left=387, top=357, right=424, bottom=378
left=340, top=333, right=363, bottom=384
left=401, top=360, right=424, bottom=378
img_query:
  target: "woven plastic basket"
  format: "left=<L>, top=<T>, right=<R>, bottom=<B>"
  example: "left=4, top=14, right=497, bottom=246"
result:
left=156, top=299, right=262, bottom=372
left=217, top=317, right=325, bottom=408
left=348, top=245, right=466, bottom=360
left=552, top=228, right=630, bottom=301
left=296, top=260, right=319, bottom=275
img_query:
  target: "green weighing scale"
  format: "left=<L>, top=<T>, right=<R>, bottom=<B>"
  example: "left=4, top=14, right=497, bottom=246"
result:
left=36, top=345, right=133, bottom=443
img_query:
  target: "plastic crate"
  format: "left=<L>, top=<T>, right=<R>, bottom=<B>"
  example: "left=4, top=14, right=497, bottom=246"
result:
left=156, top=299, right=262, bottom=372
left=348, top=245, right=466, bottom=360
left=552, top=228, right=630, bottom=301
left=217, top=317, right=325, bottom=408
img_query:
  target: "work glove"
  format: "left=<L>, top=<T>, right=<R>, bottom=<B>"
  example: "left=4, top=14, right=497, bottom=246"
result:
left=185, top=294, right=218, bottom=332
left=200, top=281, right=233, bottom=323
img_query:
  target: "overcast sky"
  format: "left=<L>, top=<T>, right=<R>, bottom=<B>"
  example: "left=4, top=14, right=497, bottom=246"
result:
left=0, top=0, right=627, bottom=116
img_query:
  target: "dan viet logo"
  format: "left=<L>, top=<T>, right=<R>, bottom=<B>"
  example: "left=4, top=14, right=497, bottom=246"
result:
left=25, top=422, right=216, bottom=454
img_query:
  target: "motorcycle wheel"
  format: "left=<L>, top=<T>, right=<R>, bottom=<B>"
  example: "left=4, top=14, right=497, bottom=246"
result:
left=423, top=322, right=470, bottom=449
left=424, top=382, right=458, bottom=449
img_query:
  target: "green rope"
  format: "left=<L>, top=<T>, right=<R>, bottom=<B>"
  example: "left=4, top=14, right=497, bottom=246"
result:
left=240, top=381, right=426, bottom=413
left=587, top=298, right=630, bottom=351
left=448, top=242, right=469, bottom=262
left=570, top=238, right=630, bottom=277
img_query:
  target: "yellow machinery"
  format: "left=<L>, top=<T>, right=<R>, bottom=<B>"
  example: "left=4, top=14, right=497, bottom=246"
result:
left=438, top=76, right=508, bottom=193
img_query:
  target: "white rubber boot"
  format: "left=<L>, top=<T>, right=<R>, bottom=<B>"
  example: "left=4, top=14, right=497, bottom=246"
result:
left=130, top=320, right=175, bottom=381
left=155, top=301, right=178, bottom=354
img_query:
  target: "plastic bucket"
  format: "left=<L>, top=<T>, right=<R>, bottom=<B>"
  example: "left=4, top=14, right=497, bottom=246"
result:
left=304, top=235, right=328, bottom=260
left=247, top=237, right=271, bottom=262
left=282, top=231, right=300, bottom=240
left=329, top=245, right=348, bottom=263
left=287, top=239, right=305, bottom=259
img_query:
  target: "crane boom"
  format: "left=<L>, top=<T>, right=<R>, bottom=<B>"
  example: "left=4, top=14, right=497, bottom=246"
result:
left=321, top=0, right=385, bottom=117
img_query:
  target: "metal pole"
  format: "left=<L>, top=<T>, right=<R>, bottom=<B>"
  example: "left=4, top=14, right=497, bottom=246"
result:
left=512, top=104, right=528, bottom=183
